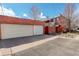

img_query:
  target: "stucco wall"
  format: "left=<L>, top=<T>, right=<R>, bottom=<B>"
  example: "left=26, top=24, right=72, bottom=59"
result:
left=1, top=24, right=43, bottom=39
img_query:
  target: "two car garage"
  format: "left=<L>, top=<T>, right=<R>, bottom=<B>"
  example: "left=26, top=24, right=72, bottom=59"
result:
left=0, top=15, right=45, bottom=40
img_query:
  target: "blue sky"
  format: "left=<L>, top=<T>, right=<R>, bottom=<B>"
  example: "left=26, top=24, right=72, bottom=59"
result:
left=1, top=3, right=79, bottom=20
left=0, top=3, right=65, bottom=19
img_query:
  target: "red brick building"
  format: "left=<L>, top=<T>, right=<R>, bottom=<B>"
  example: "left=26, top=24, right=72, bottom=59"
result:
left=44, top=15, right=67, bottom=34
left=55, top=15, right=68, bottom=33
left=44, top=20, right=55, bottom=34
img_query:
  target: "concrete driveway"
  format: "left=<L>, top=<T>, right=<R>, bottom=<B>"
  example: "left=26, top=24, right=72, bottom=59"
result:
left=1, top=34, right=79, bottom=56
left=0, top=35, right=58, bottom=56
left=15, top=38, right=79, bottom=56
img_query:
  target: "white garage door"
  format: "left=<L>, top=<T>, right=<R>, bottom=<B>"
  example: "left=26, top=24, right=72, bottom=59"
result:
left=34, top=25, right=43, bottom=35
left=1, top=24, right=33, bottom=39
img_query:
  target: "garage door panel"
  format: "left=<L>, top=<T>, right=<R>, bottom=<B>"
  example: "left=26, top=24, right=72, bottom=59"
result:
left=1, top=24, right=43, bottom=39
left=1, top=24, right=33, bottom=39
left=34, top=25, right=43, bottom=35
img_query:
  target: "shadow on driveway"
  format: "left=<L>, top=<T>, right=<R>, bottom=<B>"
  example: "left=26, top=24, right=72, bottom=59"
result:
left=0, top=35, right=56, bottom=48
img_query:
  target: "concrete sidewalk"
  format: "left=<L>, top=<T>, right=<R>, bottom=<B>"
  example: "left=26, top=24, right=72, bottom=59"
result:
left=0, top=35, right=59, bottom=56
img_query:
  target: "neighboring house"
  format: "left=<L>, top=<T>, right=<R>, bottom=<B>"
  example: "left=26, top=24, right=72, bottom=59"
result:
left=0, top=15, right=45, bottom=40
left=44, top=15, right=67, bottom=34
left=55, top=15, right=68, bottom=32
left=44, top=20, right=55, bottom=34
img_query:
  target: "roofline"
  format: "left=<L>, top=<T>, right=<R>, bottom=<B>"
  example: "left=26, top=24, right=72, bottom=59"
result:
left=0, top=15, right=45, bottom=25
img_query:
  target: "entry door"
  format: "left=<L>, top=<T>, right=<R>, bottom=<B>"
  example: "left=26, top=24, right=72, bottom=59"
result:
left=44, top=26, right=49, bottom=34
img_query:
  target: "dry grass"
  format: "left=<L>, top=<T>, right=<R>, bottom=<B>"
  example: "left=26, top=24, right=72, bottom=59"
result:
left=60, top=32, right=79, bottom=38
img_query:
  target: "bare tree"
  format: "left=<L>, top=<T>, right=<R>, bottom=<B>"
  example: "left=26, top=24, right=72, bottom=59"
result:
left=71, top=14, right=79, bottom=30
left=63, top=3, right=75, bottom=31
left=0, top=3, right=4, bottom=15
left=31, top=6, right=40, bottom=20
